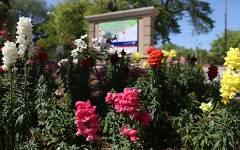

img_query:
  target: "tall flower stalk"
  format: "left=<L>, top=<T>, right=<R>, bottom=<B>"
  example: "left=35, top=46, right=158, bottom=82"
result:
left=16, top=17, right=35, bottom=59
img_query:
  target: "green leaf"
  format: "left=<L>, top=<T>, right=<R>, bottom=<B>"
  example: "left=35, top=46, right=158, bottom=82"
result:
left=15, top=114, right=24, bottom=127
left=211, top=141, right=220, bottom=150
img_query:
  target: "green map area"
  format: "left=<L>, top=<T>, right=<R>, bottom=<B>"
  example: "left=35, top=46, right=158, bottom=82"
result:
left=99, top=19, right=137, bottom=35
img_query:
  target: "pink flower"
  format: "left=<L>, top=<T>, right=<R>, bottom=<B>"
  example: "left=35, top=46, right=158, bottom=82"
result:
left=0, top=29, right=10, bottom=39
left=107, top=88, right=141, bottom=115
left=105, top=92, right=114, bottom=104
left=120, top=126, right=139, bottom=141
left=132, top=112, right=152, bottom=126
left=75, top=100, right=101, bottom=141
left=179, top=56, right=186, bottom=64
left=0, top=66, right=5, bottom=73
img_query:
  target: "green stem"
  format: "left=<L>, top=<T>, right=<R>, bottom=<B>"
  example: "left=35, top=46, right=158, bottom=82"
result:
left=10, top=70, right=13, bottom=101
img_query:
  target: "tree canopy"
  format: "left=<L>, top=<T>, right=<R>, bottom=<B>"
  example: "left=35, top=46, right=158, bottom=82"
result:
left=38, top=1, right=86, bottom=47
left=209, top=30, right=240, bottom=64
left=10, top=0, right=48, bottom=23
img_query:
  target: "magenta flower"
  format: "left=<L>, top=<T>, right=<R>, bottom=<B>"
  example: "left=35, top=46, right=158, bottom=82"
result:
left=75, top=100, right=101, bottom=141
left=105, top=88, right=141, bottom=116
left=120, top=126, right=139, bottom=141
left=132, top=111, right=152, bottom=126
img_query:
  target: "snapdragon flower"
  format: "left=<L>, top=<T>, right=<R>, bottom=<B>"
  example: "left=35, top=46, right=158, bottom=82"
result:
left=220, top=70, right=240, bottom=104
left=1, top=41, right=18, bottom=69
left=16, top=17, right=35, bottom=58
left=224, top=47, right=240, bottom=70
left=199, top=102, right=213, bottom=113
left=75, top=100, right=101, bottom=141
left=71, top=34, right=88, bottom=62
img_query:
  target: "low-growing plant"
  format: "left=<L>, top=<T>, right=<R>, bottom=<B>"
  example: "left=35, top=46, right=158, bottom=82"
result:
left=172, top=105, right=240, bottom=149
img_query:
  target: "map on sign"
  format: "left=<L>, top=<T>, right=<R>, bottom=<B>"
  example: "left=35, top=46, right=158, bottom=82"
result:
left=98, top=19, right=138, bottom=53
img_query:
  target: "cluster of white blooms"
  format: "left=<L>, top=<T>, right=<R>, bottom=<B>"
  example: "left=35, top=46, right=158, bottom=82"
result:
left=16, top=17, right=35, bottom=58
left=1, top=41, right=18, bottom=69
left=92, top=38, right=101, bottom=52
left=71, top=34, right=88, bottom=64
left=58, top=58, right=69, bottom=67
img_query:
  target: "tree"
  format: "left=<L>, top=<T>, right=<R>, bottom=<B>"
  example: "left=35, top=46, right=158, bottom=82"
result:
left=0, top=0, right=9, bottom=22
left=10, top=0, right=48, bottom=24
left=38, top=1, right=86, bottom=48
left=83, top=0, right=214, bottom=43
left=210, top=30, right=240, bottom=64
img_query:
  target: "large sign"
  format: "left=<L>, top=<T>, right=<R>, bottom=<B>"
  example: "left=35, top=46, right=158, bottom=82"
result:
left=98, top=19, right=138, bottom=53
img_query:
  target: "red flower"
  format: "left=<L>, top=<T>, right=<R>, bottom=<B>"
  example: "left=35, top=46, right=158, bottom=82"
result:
left=207, top=65, right=218, bottom=81
left=37, top=50, right=48, bottom=62
left=110, top=52, right=120, bottom=64
left=80, top=58, right=94, bottom=69
left=146, top=46, right=156, bottom=54
left=147, top=48, right=164, bottom=68
left=75, top=100, right=101, bottom=141
left=132, top=111, right=152, bottom=126
left=0, top=66, right=5, bottom=73
left=120, top=126, right=139, bottom=141
left=0, top=29, right=10, bottom=39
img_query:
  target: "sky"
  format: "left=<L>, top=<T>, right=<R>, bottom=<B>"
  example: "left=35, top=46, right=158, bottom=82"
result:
left=46, top=0, right=240, bottom=50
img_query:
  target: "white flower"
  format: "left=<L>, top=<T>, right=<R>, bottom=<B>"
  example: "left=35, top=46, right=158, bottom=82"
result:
left=74, top=38, right=87, bottom=50
left=108, top=47, right=116, bottom=55
left=58, top=59, right=69, bottom=67
left=73, top=59, right=78, bottom=64
left=55, top=87, right=65, bottom=96
left=1, top=41, right=18, bottom=68
left=92, top=38, right=101, bottom=52
left=16, top=17, right=35, bottom=58
left=71, top=49, right=79, bottom=57
left=70, top=35, right=88, bottom=60
left=81, top=34, right=88, bottom=39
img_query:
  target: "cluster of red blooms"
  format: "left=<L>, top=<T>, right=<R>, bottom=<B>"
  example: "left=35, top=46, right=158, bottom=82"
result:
left=105, top=88, right=152, bottom=141
left=80, top=58, right=94, bottom=69
left=146, top=47, right=164, bottom=68
left=120, top=126, right=139, bottom=141
left=0, top=19, right=10, bottom=39
left=36, top=44, right=48, bottom=63
left=207, top=65, right=218, bottom=81
left=75, top=100, right=101, bottom=141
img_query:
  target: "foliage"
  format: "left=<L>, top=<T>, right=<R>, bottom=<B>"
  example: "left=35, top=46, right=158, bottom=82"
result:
left=38, top=1, right=86, bottom=48
left=134, top=60, right=209, bottom=149
left=210, top=30, right=240, bottom=64
left=101, top=110, right=143, bottom=150
left=172, top=106, right=240, bottom=149
left=27, top=75, right=80, bottom=149
left=10, top=0, right=48, bottom=23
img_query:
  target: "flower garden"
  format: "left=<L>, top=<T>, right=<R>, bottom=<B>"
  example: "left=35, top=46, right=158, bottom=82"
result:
left=0, top=17, right=240, bottom=150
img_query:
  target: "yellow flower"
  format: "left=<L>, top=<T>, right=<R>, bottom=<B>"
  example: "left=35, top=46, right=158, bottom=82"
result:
left=162, top=50, right=169, bottom=57
left=133, top=52, right=142, bottom=61
left=199, top=102, right=213, bottom=113
left=143, top=61, right=149, bottom=68
left=169, top=49, right=177, bottom=57
left=224, top=47, right=240, bottom=70
left=220, top=70, right=240, bottom=105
